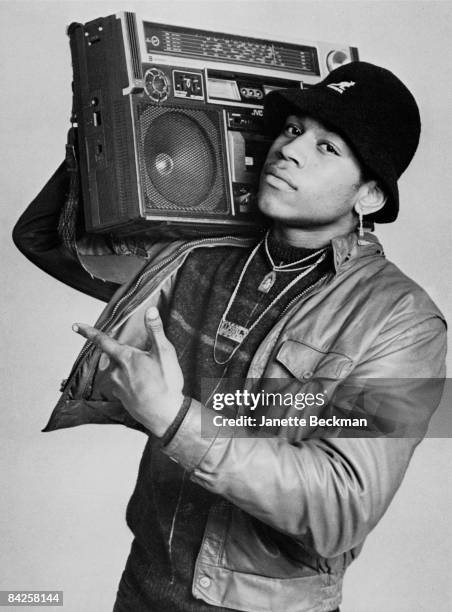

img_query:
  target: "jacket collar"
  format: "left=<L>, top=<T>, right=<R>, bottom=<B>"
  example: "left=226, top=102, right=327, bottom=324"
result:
left=331, top=230, right=384, bottom=272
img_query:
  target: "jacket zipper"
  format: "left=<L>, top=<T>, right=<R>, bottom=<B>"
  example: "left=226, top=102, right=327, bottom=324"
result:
left=278, top=273, right=332, bottom=320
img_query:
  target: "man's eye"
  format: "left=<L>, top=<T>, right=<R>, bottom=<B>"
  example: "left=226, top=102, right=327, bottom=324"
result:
left=319, top=142, right=340, bottom=156
left=283, top=123, right=303, bottom=137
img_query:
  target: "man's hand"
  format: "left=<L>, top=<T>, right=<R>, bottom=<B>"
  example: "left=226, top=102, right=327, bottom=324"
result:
left=72, top=307, right=184, bottom=437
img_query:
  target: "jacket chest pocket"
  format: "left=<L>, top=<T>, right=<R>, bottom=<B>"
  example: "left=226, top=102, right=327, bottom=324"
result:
left=275, top=339, right=353, bottom=384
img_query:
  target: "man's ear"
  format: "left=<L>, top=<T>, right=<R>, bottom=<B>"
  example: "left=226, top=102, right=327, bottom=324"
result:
left=354, top=180, right=387, bottom=216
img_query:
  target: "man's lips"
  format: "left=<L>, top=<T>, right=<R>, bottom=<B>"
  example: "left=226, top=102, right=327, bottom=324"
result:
left=263, top=165, right=297, bottom=191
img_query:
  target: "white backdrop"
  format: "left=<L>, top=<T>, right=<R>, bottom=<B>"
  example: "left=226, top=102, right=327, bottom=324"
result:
left=1, top=1, right=451, bottom=611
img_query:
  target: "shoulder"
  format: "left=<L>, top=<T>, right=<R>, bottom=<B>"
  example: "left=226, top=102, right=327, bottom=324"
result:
left=343, top=254, right=447, bottom=378
left=333, top=232, right=446, bottom=326
left=310, top=237, right=447, bottom=371
left=365, top=256, right=445, bottom=324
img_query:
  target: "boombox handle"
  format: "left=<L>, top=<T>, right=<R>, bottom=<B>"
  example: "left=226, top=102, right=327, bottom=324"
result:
left=57, top=99, right=82, bottom=255
left=58, top=81, right=88, bottom=254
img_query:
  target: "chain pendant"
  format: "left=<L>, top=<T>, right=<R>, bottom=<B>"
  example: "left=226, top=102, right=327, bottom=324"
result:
left=258, top=271, right=276, bottom=293
left=218, top=319, right=249, bottom=343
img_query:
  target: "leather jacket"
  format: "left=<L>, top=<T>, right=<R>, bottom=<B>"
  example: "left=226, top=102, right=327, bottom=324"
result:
left=14, top=164, right=447, bottom=612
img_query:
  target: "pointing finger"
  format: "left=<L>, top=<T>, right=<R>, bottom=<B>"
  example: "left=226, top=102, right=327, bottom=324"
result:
left=72, top=323, right=124, bottom=362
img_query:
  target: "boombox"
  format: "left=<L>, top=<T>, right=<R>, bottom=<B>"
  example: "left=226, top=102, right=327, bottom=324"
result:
left=68, top=12, right=358, bottom=238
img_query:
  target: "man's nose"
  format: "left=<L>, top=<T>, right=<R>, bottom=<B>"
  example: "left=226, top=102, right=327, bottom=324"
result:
left=278, top=136, right=308, bottom=167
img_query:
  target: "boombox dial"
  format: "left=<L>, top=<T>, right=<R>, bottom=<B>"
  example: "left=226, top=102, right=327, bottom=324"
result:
left=144, top=67, right=170, bottom=102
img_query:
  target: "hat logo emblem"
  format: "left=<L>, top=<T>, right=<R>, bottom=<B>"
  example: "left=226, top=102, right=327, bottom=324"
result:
left=327, top=81, right=356, bottom=94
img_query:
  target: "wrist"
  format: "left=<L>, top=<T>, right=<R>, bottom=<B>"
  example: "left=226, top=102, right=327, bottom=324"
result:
left=143, top=393, right=185, bottom=438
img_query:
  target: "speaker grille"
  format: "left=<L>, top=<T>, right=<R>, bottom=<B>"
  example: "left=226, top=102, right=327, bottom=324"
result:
left=113, top=100, right=134, bottom=219
left=137, top=105, right=228, bottom=214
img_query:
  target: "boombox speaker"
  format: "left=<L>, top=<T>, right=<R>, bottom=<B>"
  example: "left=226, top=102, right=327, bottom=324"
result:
left=138, top=107, right=226, bottom=212
left=68, top=12, right=358, bottom=238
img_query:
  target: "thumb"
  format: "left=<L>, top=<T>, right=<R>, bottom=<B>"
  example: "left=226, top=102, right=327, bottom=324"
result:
left=144, top=306, right=166, bottom=352
left=99, top=352, right=111, bottom=371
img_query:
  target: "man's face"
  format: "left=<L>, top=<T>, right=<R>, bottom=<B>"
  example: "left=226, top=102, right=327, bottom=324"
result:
left=258, top=115, right=365, bottom=231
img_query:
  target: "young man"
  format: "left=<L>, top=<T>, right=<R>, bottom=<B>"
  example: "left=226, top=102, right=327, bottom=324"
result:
left=13, top=62, right=446, bottom=612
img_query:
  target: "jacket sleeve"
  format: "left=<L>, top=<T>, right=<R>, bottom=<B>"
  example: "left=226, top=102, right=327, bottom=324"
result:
left=12, top=161, right=147, bottom=302
left=162, top=316, right=447, bottom=558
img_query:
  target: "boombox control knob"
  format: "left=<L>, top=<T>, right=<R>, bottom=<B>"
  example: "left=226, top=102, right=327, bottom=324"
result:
left=144, top=68, right=170, bottom=102
left=326, top=50, right=350, bottom=72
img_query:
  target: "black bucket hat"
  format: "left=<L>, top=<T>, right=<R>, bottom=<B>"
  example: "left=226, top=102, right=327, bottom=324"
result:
left=263, top=61, right=421, bottom=223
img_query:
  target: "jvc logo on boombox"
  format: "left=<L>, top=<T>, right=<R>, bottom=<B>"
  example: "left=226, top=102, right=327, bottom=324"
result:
left=68, top=12, right=358, bottom=238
